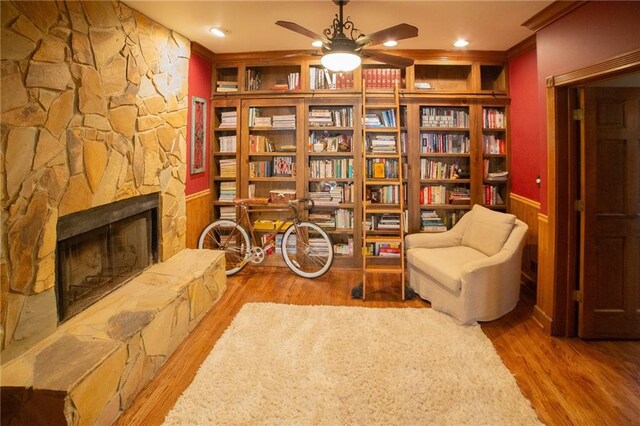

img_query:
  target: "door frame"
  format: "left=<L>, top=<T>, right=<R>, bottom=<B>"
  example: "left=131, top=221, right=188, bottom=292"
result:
left=546, top=49, right=640, bottom=336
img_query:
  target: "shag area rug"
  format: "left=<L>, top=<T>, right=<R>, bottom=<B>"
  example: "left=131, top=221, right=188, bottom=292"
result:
left=164, top=303, right=541, bottom=425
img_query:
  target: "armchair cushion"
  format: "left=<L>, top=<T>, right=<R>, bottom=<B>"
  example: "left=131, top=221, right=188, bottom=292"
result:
left=461, top=205, right=516, bottom=256
left=406, top=245, right=486, bottom=292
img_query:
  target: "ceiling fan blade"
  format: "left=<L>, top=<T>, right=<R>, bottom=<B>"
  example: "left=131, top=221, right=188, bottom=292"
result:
left=357, top=23, right=418, bottom=47
left=363, top=51, right=414, bottom=68
left=276, top=21, right=327, bottom=43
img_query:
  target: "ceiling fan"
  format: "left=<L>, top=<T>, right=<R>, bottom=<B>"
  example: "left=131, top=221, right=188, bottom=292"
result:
left=276, top=0, right=418, bottom=72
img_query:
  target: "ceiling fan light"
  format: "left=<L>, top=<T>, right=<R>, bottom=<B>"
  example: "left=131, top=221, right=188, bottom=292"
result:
left=311, top=40, right=323, bottom=47
left=383, top=40, right=398, bottom=47
left=321, top=52, right=361, bottom=72
left=453, top=39, right=469, bottom=47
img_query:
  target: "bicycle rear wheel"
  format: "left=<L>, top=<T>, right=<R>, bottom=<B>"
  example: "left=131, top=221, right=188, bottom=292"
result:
left=198, top=220, right=250, bottom=276
left=281, top=221, right=333, bottom=278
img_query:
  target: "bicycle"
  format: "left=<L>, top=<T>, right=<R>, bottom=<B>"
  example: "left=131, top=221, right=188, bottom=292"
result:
left=198, top=197, right=334, bottom=278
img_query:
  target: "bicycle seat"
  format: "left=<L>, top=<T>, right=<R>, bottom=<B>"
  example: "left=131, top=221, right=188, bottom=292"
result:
left=233, top=197, right=270, bottom=205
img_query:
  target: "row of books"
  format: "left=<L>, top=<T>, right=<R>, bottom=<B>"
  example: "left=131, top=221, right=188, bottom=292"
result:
left=218, top=111, right=237, bottom=128
left=309, top=158, right=354, bottom=179
left=249, top=157, right=296, bottom=177
left=245, top=69, right=261, bottom=91
left=421, top=107, right=469, bottom=128
left=483, top=134, right=507, bottom=154
left=219, top=206, right=236, bottom=220
left=483, top=185, right=505, bottom=205
left=218, top=135, right=236, bottom=153
left=362, top=68, right=402, bottom=91
left=366, top=158, right=400, bottom=179
left=216, top=80, right=238, bottom=92
left=420, top=133, right=470, bottom=154
left=218, top=159, right=236, bottom=178
left=309, top=208, right=354, bottom=230
left=309, top=132, right=352, bottom=153
left=249, top=135, right=275, bottom=153
left=366, top=185, right=403, bottom=204
left=367, top=135, right=397, bottom=153
left=363, top=242, right=401, bottom=257
left=366, top=213, right=401, bottom=230
left=420, top=185, right=471, bottom=205
left=308, top=108, right=353, bottom=127
left=309, top=67, right=354, bottom=90
left=483, top=108, right=505, bottom=129
left=309, top=182, right=354, bottom=204
left=248, top=108, right=297, bottom=129
left=365, top=110, right=397, bottom=128
left=423, top=209, right=466, bottom=232
left=218, top=182, right=236, bottom=202
left=420, top=160, right=462, bottom=180
left=420, top=211, right=447, bottom=232
left=333, top=238, right=354, bottom=256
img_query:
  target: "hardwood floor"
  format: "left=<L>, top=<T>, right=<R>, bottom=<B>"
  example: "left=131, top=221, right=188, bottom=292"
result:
left=118, top=267, right=640, bottom=425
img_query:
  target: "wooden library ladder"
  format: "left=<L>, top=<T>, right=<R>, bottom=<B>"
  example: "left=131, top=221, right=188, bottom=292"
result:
left=356, top=80, right=406, bottom=300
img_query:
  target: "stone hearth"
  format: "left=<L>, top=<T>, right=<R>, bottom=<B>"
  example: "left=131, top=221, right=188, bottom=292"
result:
left=1, top=249, right=226, bottom=425
left=1, top=1, right=190, bottom=358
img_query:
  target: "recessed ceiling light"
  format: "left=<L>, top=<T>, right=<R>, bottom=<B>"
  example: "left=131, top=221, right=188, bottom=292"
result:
left=311, top=40, right=323, bottom=47
left=383, top=40, right=398, bottom=47
left=453, top=39, right=469, bottom=47
left=209, top=27, right=227, bottom=38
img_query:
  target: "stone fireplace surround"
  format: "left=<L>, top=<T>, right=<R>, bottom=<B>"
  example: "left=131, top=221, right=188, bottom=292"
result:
left=1, top=1, right=190, bottom=357
left=0, top=1, right=227, bottom=423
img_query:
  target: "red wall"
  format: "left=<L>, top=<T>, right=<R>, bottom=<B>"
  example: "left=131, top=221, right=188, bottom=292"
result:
left=186, top=52, right=212, bottom=195
left=535, top=1, right=640, bottom=212
left=508, top=48, right=539, bottom=202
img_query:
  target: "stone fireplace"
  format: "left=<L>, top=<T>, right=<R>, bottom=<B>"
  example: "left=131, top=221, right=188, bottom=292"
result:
left=56, top=194, right=159, bottom=322
left=1, top=0, right=190, bottom=360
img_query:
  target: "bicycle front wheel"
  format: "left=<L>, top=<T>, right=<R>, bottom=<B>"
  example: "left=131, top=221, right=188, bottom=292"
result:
left=281, top=221, right=334, bottom=278
left=198, top=220, right=250, bottom=276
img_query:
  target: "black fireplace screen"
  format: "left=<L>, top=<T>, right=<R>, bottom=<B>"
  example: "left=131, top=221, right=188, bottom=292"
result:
left=56, top=194, right=158, bottom=322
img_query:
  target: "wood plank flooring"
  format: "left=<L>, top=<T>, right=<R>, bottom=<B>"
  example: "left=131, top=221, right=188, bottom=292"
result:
left=117, top=267, right=640, bottom=425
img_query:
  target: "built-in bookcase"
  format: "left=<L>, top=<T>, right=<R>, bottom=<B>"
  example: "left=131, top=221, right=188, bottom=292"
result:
left=211, top=99, right=240, bottom=222
left=417, top=105, right=472, bottom=232
left=209, top=53, right=511, bottom=269
left=481, top=106, right=509, bottom=209
left=305, top=101, right=360, bottom=267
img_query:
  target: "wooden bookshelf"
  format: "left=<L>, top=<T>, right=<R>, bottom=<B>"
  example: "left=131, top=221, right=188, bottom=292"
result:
left=209, top=51, right=511, bottom=269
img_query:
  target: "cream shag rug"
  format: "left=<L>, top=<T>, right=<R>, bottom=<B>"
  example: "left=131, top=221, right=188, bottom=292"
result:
left=164, top=303, right=541, bottom=425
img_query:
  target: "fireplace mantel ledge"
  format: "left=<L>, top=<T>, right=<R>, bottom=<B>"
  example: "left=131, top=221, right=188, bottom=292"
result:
left=1, top=248, right=226, bottom=426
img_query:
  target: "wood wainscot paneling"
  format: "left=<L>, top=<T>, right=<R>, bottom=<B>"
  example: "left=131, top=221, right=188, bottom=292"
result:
left=509, top=193, right=540, bottom=294
left=534, top=213, right=553, bottom=332
left=186, top=190, right=212, bottom=248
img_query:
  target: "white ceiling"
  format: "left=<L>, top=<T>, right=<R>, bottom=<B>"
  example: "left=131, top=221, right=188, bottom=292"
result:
left=124, top=1, right=553, bottom=54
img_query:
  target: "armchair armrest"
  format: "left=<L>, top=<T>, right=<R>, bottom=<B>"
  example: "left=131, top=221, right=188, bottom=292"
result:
left=405, top=230, right=461, bottom=249
left=405, top=212, right=470, bottom=249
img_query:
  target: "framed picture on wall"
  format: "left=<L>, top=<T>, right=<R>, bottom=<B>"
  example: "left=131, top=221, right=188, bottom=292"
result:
left=190, top=96, right=207, bottom=174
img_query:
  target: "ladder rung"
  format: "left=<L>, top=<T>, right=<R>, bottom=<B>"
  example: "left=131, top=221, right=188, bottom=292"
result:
left=363, top=264, right=404, bottom=273
left=364, top=236, right=403, bottom=243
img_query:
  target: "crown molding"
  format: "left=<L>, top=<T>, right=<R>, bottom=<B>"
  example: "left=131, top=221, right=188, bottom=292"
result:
left=506, top=35, right=536, bottom=59
left=191, top=42, right=215, bottom=63
left=522, top=1, right=587, bottom=32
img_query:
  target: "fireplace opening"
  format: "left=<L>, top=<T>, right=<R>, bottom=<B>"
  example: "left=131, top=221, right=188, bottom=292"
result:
left=56, top=194, right=159, bottom=322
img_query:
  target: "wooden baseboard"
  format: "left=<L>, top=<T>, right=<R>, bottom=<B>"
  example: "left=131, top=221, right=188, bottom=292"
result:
left=533, top=304, right=553, bottom=332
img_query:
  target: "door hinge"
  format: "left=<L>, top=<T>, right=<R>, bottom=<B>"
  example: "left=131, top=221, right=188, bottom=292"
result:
left=575, top=200, right=584, bottom=212
left=572, top=109, right=584, bottom=121
left=573, top=290, right=584, bottom=302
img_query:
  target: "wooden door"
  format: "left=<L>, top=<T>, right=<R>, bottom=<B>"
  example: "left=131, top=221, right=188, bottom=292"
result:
left=579, top=87, right=640, bottom=339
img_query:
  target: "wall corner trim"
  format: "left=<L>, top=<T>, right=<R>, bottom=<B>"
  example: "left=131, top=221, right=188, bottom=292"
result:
left=522, top=1, right=587, bottom=32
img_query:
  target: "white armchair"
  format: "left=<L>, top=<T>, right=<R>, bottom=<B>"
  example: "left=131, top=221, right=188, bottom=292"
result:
left=405, top=204, right=528, bottom=324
